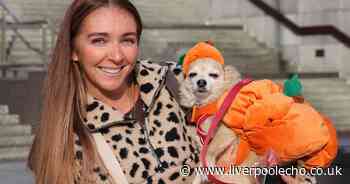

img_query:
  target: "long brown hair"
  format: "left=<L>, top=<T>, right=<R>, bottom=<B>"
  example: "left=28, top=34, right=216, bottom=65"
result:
left=28, top=0, right=142, bottom=183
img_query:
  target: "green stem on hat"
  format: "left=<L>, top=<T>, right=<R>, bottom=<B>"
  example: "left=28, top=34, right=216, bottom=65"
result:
left=284, top=74, right=303, bottom=97
left=177, top=53, right=186, bottom=66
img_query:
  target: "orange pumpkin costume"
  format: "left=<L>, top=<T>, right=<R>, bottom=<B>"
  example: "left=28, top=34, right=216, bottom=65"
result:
left=183, top=42, right=338, bottom=169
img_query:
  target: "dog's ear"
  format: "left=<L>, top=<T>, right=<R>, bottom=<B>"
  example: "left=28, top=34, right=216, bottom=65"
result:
left=224, top=65, right=241, bottom=86
left=179, top=79, right=196, bottom=108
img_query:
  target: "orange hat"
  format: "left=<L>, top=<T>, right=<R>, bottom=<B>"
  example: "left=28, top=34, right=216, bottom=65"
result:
left=182, top=41, right=225, bottom=76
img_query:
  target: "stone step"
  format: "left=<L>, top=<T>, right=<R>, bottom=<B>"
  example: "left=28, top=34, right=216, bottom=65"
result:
left=6, top=30, right=53, bottom=38
left=307, top=95, right=350, bottom=102
left=4, top=61, right=44, bottom=67
left=329, top=115, right=350, bottom=124
left=227, top=58, right=279, bottom=75
left=23, top=6, right=64, bottom=15
left=302, top=84, right=350, bottom=90
left=226, top=54, right=277, bottom=63
left=6, top=59, right=43, bottom=66
left=10, top=46, right=53, bottom=54
left=9, top=51, right=42, bottom=57
left=334, top=125, right=350, bottom=132
left=4, top=36, right=53, bottom=50
left=18, top=14, right=44, bottom=22
left=0, top=114, right=20, bottom=125
left=303, top=89, right=350, bottom=95
left=0, top=135, right=34, bottom=148
left=0, top=146, right=30, bottom=161
left=12, top=42, right=49, bottom=51
left=9, top=51, right=42, bottom=58
left=7, top=33, right=55, bottom=42
left=7, top=56, right=44, bottom=65
left=223, top=50, right=272, bottom=57
left=0, top=105, right=9, bottom=114
left=6, top=66, right=46, bottom=73
left=162, top=40, right=260, bottom=52
left=315, top=108, right=350, bottom=117
left=0, top=70, right=30, bottom=80
left=332, top=118, right=350, bottom=132
left=142, top=29, right=249, bottom=44
left=0, top=125, right=31, bottom=137
left=301, top=79, right=349, bottom=85
left=303, top=87, right=350, bottom=94
left=213, top=41, right=263, bottom=49
left=325, top=111, right=350, bottom=120
left=302, top=78, right=348, bottom=82
left=132, top=0, right=223, bottom=25
left=140, top=42, right=267, bottom=60
left=311, top=100, right=350, bottom=110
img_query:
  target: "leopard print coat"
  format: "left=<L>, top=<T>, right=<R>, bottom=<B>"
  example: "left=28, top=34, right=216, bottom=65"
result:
left=73, top=60, right=318, bottom=184
left=73, top=60, right=199, bottom=184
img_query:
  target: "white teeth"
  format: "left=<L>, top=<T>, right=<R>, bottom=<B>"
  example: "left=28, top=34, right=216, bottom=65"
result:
left=99, top=67, right=122, bottom=75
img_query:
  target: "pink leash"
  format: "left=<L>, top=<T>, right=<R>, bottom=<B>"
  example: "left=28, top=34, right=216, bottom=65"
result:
left=199, top=78, right=253, bottom=184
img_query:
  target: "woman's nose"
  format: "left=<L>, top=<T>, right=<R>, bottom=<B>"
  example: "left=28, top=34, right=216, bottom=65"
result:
left=107, top=44, right=125, bottom=62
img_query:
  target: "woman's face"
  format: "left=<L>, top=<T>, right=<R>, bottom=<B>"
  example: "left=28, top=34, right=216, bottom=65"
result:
left=72, top=6, right=139, bottom=95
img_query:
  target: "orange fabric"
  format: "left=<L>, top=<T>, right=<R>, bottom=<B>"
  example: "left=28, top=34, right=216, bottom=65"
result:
left=191, top=100, right=218, bottom=123
left=233, top=138, right=251, bottom=165
left=194, top=79, right=338, bottom=168
left=183, top=42, right=225, bottom=76
left=243, top=103, right=329, bottom=161
left=302, top=116, right=338, bottom=169
left=218, top=80, right=283, bottom=129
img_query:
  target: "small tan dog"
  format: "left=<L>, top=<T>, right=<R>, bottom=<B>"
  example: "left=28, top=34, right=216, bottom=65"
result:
left=179, top=58, right=259, bottom=184
left=178, top=42, right=328, bottom=184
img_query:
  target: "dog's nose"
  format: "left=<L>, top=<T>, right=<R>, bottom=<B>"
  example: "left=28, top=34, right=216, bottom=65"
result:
left=197, top=79, right=207, bottom=88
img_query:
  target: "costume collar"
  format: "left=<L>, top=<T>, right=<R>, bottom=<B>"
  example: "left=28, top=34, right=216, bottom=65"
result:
left=191, top=100, right=218, bottom=123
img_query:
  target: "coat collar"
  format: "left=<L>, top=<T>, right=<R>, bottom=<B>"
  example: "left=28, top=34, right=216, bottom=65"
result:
left=134, top=60, right=169, bottom=108
left=84, top=60, right=168, bottom=132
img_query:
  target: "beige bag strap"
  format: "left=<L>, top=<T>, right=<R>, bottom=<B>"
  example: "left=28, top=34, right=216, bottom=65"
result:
left=92, top=133, right=129, bottom=184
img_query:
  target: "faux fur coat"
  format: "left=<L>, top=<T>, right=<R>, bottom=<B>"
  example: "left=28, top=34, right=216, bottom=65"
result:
left=73, top=60, right=199, bottom=184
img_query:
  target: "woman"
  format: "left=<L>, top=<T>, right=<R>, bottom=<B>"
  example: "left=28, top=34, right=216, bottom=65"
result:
left=28, top=0, right=199, bottom=183
left=27, top=0, right=314, bottom=183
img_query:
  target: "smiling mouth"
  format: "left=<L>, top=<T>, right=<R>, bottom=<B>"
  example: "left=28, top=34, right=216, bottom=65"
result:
left=98, top=65, right=126, bottom=76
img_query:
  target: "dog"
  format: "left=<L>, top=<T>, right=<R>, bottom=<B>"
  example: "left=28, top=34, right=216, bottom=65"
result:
left=177, top=41, right=335, bottom=184
left=179, top=58, right=259, bottom=184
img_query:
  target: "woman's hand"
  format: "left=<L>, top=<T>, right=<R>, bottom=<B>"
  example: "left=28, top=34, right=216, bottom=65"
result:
left=281, top=175, right=300, bottom=184
left=281, top=175, right=316, bottom=184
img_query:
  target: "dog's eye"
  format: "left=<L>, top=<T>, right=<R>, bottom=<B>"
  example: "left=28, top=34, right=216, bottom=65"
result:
left=209, top=73, right=219, bottom=78
left=189, top=73, right=197, bottom=78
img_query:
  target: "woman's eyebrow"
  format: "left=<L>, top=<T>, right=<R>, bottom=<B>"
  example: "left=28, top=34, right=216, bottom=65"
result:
left=122, top=32, right=137, bottom=37
left=87, top=32, right=109, bottom=38
left=87, top=32, right=137, bottom=38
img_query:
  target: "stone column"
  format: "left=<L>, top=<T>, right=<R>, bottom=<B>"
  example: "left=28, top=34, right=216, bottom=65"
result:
left=339, top=0, right=350, bottom=83
left=340, top=46, right=350, bottom=84
left=280, top=0, right=300, bottom=72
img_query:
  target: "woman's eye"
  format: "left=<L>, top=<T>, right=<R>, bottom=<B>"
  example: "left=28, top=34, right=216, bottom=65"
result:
left=209, top=73, right=219, bottom=78
left=91, top=38, right=106, bottom=45
left=121, top=38, right=136, bottom=45
left=189, top=73, right=197, bottom=78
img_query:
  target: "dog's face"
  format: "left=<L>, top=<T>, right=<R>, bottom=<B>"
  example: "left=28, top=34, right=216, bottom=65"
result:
left=179, top=58, right=241, bottom=107
left=187, top=58, right=225, bottom=99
